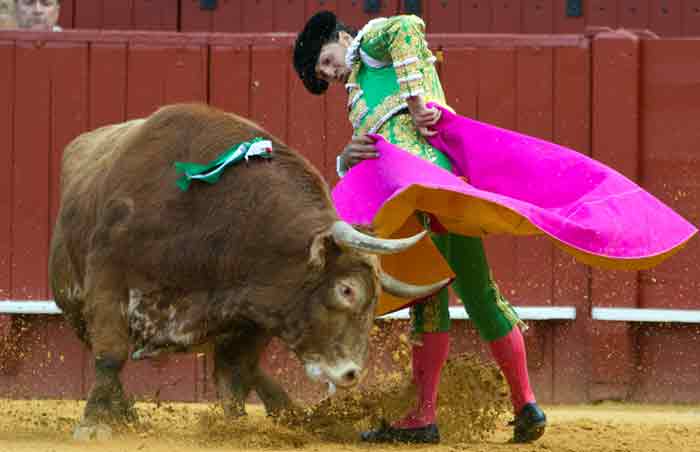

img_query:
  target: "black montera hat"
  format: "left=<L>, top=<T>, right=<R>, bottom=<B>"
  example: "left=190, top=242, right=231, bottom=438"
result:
left=293, top=11, right=338, bottom=95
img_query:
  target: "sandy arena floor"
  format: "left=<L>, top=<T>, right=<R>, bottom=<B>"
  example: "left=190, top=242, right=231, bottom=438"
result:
left=0, top=353, right=696, bottom=452
left=0, top=399, right=698, bottom=452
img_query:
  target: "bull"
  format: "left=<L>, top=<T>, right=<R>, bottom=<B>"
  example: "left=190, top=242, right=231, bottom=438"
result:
left=49, top=104, right=443, bottom=438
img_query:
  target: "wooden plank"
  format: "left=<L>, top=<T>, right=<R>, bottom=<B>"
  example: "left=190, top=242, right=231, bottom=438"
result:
left=48, top=42, right=89, bottom=260
left=41, top=318, right=88, bottom=399
left=618, top=0, right=651, bottom=30
left=551, top=45, right=591, bottom=403
left=336, top=1, right=371, bottom=30
left=58, top=0, right=75, bottom=29
left=516, top=47, right=553, bottom=141
left=586, top=0, right=618, bottom=28
left=441, top=48, right=478, bottom=119
left=287, top=63, right=326, bottom=177
left=553, top=47, right=590, bottom=156
left=522, top=0, right=553, bottom=33
left=250, top=46, right=290, bottom=141
left=0, top=318, right=48, bottom=397
left=589, top=31, right=641, bottom=401
left=426, top=0, right=461, bottom=33
left=273, top=0, right=307, bottom=32
left=73, top=0, right=103, bottom=29
left=639, top=39, right=700, bottom=310
left=681, top=0, right=700, bottom=36
left=553, top=0, right=585, bottom=33
left=209, top=45, right=251, bottom=116
left=211, top=0, right=243, bottom=32
left=323, top=83, right=352, bottom=187
left=649, top=0, right=682, bottom=35
left=635, top=324, right=700, bottom=402
left=47, top=42, right=89, bottom=298
left=89, top=43, right=128, bottom=129
left=128, top=43, right=206, bottom=117
left=133, top=0, right=178, bottom=31
left=102, top=0, right=134, bottom=30
left=163, top=45, right=208, bottom=105
left=460, top=0, right=492, bottom=33
left=127, top=44, right=167, bottom=118
left=180, top=0, right=214, bottom=32
left=0, top=41, right=13, bottom=299
left=13, top=42, right=51, bottom=300
left=241, top=0, right=274, bottom=32
left=592, top=33, right=640, bottom=181
left=492, top=0, right=522, bottom=33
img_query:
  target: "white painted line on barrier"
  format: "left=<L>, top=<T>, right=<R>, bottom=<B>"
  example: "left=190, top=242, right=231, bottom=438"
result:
left=592, top=307, right=700, bottom=323
left=3, top=302, right=698, bottom=324
left=380, top=306, right=577, bottom=320
left=0, top=301, right=63, bottom=315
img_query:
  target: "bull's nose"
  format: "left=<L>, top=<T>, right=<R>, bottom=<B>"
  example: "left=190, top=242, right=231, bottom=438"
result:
left=342, top=368, right=359, bottom=385
left=326, top=361, right=362, bottom=388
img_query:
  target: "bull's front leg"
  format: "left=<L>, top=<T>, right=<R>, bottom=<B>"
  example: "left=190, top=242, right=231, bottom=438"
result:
left=214, top=329, right=294, bottom=418
left=74, top=258, right=135, bottom=440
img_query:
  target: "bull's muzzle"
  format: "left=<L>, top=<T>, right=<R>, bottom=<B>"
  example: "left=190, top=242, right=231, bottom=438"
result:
left=305, top=360, right=363, bottom=389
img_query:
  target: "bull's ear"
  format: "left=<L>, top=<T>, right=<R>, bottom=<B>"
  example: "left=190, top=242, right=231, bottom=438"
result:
left=308, top=229, right=341, bottom=269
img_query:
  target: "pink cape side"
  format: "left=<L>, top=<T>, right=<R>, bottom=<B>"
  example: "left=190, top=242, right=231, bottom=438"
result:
left=332, top=105, right=697, bottom=271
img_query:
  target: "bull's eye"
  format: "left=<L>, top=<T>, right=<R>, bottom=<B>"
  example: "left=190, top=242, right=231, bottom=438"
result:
left=341, top=285, right=354, bottom=298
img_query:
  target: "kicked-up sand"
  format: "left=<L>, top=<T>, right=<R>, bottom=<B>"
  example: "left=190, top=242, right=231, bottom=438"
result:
left=0, top=353, right=698, bottom=451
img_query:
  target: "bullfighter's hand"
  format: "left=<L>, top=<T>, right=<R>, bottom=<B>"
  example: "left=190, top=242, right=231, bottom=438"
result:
left=406, top=95, right=441, bottom=137
left=339, top=135, right=379, bottom=170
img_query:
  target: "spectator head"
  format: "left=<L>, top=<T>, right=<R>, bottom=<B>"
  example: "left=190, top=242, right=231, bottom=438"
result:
left=0, top=0, right=17, bottom=29
left=15, top=0, right=60, bottom=31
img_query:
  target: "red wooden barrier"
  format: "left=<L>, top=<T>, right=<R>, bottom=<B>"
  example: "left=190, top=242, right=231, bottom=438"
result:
left=73, top=0, right=178, bottom=31
left=0, top=40, right=12, bottom=300
left=589, top=30, right=641, bottom=401
left=52, top=0, right=700, bottom=36
left=0, top=30, right=697, bottom=404
left=640, top=38, right=700, bottom=311
left=0, top=40, right=13, bottom=372
left=550, top=43, right=592, bottom=402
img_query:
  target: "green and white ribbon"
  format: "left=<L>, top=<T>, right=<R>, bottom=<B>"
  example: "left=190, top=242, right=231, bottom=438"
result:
left=174, top=137, right=273, bottom=192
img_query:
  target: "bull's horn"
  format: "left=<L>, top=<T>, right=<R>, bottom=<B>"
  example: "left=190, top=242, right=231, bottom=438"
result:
left=380, top=272, right=450, bottom=299
left=331, top=221, right=426, bottom=255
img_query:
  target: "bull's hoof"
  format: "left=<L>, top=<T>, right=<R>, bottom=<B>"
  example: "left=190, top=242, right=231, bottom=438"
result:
left=221, top=402, right=247, bottom=418
left=84, top=394, right=138, bottom=425
left=73, top=423, right=113, bottom=441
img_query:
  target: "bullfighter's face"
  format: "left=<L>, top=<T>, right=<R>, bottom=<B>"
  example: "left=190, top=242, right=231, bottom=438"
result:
left=15, top=0, right=60, bottom=31
left=315, top=31, right=353, bottom=85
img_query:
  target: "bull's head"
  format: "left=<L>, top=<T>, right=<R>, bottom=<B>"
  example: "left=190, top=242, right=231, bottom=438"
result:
left=291, top=221, right=446, bottom=392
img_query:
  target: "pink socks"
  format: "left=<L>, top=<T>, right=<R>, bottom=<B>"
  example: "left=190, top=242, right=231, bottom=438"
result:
left=488, top=326, right=535, bottom=413
left=393, top=332, right=450, bottom=428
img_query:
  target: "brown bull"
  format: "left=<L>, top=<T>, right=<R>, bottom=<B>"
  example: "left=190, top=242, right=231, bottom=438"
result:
left=49, top=104, right=443, bottom=439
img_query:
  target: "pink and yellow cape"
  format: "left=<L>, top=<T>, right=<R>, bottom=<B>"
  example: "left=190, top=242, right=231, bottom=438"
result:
left=332, top=105, right=698, bottom=316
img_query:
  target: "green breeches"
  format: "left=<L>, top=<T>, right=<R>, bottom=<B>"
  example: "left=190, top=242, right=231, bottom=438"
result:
left=377, top=112, right=520, bottom=342
left=410, top=230, right=521, bottom=342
